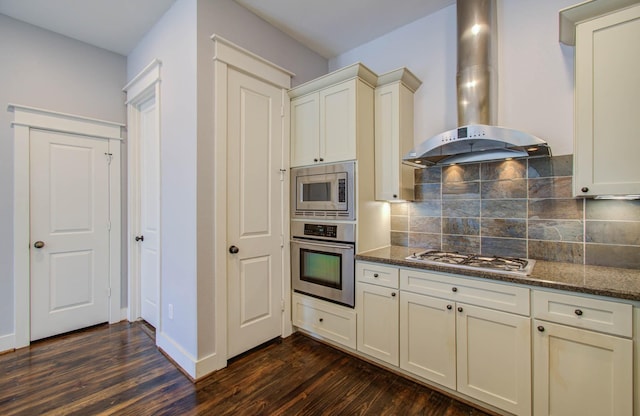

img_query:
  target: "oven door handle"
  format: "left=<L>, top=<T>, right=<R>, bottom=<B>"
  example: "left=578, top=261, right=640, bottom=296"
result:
left=291, top=238, right=354, bottom=251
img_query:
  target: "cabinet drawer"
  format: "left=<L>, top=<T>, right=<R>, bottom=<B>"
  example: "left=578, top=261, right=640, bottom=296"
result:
left=532, top=290, right=632, bottom=337
left=400, top=268, right=530, bottom=315
left=356, top=261, right=399, bottom=289
left=292, top=293, right=356, bottom=349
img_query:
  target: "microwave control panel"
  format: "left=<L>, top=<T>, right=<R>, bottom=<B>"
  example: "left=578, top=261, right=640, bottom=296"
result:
left=304, top=223, right=338, bottom=239
left=338, top=178, right=346, bottom=203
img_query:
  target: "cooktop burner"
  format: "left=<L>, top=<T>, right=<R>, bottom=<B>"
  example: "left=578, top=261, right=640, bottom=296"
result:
left=405, top=250, right=535, bottom=276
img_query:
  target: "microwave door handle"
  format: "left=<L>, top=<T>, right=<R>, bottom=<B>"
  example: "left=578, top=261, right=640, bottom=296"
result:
left=291, top=239, right=354, bottom=251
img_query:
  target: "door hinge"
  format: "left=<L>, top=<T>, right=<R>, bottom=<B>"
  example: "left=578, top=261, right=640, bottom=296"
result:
left=104, top=152, right=113, bottom=164
left=281, top=299, right=285, bottom=312
left=280, top=234, right=284, bottom=247
left=280, top=105, right=285, bottom=117
left=106, top=220, right=111, bottom=231
left=107, top=287, right=111, bottom=298
left=279, top=168, right=286, bottom=182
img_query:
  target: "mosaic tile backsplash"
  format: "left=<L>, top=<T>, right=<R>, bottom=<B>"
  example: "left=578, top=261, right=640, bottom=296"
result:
left=390, top=155, right=640, bottom=269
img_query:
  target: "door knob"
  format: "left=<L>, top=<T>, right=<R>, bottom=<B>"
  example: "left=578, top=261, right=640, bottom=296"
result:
left=33, top=241, right=45, bottom=249
left=229, top=245, right=239, bottom=254
left=135, top=235, right=144, bottom=242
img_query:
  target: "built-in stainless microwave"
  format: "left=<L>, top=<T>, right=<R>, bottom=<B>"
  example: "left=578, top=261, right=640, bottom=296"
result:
left=291, top=161, right=355, bottom=220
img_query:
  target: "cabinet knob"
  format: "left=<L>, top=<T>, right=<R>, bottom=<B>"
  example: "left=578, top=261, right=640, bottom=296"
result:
left=581, top=187, right=589, bottom=193
left=457, top=306, right=463, bottom=312
left=446, top=304, right=452, bottom=310
left=574, top=309, right=583, bottom=316
left=319, top=318, right=324, bottom=323
left=373, top=273, right=379, bottom=278
left=391, top=292, right=396, bottom=297
left=313, top=158, right=318, bottom=162
left=319, top=158, right=324, bottom=162
left=537, top=325, right=545, bottom=332
left=393, top=194, right=398, bottom=198
left=451, top=287, right=458, bottom=292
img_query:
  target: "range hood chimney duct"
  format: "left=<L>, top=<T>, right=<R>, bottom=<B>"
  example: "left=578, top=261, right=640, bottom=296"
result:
left=404, top=0, right=551, bottom=167
left=457, top=0, right=494, bottom=126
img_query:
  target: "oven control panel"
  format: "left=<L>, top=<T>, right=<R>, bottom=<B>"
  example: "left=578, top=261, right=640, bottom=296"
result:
left=304, top=223, right=338, bottom=238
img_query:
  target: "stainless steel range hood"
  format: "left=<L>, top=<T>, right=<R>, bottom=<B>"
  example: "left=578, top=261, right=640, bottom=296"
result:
left=404, top=0, right=551, bottom=167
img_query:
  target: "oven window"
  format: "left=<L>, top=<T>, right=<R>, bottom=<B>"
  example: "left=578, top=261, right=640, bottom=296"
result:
left=300, top=248, right=342, bottom=289
left=302, top=182, right=331, bottom=202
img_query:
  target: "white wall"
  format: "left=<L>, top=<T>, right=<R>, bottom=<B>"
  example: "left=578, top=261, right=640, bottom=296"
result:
left=0, top=14, right=126, bottom=341
left=330, top=0, right=577, bottom=156
left=126, top=0, right=327, bottom=376
left=127, top=0, right=200, bottom=364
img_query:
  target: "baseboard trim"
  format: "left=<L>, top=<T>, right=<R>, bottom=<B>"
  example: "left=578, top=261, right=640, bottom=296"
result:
left=0, top=332, right=16, bottom=354
left=156, top=331, right=226, bottom=381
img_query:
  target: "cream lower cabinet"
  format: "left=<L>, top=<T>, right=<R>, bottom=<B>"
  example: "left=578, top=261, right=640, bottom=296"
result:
left=532, top=290, right=634, bottom=416
left=356, top=262, right=400, bottom=366
left=292, top=293, right=356, bottom=349
left=356, top=282, right=399, bottom=365
left=399, top=280, right=531, bottom=416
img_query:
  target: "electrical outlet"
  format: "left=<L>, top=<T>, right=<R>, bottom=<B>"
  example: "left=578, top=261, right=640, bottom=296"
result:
left=168, top=303, right=174, bottom=320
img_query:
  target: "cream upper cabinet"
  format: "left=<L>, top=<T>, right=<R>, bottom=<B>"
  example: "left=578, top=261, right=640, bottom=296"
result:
left=568, top=3, right=640, bottom=197
left=532, top=290, right=634, bottom=416
left=289, top=63, right=377, bottom=168
left=290, top=94, right=320, bottom=167
left=374, top=68, right=422, bottom=201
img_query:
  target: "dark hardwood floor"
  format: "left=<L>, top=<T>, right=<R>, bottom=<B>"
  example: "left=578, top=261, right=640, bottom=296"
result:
left=0, top=322, right=493, bottom=415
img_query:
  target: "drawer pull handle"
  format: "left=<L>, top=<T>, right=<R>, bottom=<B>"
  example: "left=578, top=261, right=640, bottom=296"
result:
left=452, top=287, right=458, bottom=292
left=574, top=309, right=583, bottom=316
left=446, top=304, right=452, bottom=310
left=537, top=325, right=545, bottom=332
left=319, top=318, right=323, bottom=323
left=373, top=273, right=379, bottom=278
left=457, top=307, right=463, bottom=312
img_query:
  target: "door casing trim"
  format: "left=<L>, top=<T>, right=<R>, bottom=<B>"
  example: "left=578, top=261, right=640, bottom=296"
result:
left=123, top=59, right=162, bottom=329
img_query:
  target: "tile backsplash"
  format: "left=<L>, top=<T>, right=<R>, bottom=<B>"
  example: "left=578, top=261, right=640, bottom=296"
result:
left=390, top=155, right=640, bottom=269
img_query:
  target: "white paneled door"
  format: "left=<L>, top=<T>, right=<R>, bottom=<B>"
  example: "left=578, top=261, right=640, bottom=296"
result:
left=226, top=67, right=284, bottom=358
left=138, top=95, right=160, bottom=328
left=30, top=129, right=111, bottom=341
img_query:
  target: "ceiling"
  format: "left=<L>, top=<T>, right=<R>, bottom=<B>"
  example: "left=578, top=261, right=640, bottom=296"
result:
left=0, top=0, right=454, bottom=58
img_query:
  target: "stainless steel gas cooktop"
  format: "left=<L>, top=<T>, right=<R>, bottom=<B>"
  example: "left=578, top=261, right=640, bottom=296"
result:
left=405, top=250, right=536, bottom=276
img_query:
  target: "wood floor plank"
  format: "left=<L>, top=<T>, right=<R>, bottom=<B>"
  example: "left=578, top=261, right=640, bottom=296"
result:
left=0, top=322, right=495, bottom=416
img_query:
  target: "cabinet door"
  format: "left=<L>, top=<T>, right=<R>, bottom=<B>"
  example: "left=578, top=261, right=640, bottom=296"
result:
left=400, top=291, right=456, bottom=390
left=319, top=80, right=356, bottom=163
left=290, top=93, right=319, bottom=167
left=457, top=303, right=531, bottom=416
left=574, top=5, right=640, bottom=196
left=533, top=320, right=633, bottom=416
left=356, top=282, right=399, bottom=365
left=374, top=82, right=415, bottom=201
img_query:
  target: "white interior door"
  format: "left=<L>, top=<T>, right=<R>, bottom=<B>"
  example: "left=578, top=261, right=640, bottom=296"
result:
left=138, top=95, right=160, bottom=328
left=226, top=67, right=284, bottom=358
left=30, top=129, right=111, bottom=341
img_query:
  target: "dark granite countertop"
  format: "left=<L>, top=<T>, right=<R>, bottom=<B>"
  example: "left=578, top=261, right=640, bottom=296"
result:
left=356, top=246, right=640, bottom=302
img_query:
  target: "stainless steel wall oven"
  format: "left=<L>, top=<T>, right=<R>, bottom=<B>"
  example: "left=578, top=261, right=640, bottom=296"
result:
left=291, top=221, right=355, bottom=308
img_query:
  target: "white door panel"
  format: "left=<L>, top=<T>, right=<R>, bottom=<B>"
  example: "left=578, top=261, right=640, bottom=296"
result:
left=30, top=129, right=110, bottom=341
left=227, top=68, right=283, bottom=358
left=139, top=95, right=160, bottom=328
